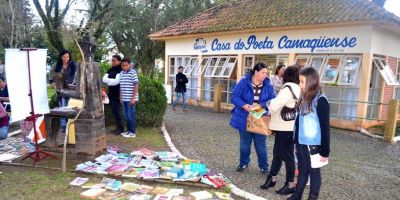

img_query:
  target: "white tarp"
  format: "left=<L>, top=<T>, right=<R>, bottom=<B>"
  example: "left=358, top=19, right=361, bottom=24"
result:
left=5, top=49, right=50, bottom=122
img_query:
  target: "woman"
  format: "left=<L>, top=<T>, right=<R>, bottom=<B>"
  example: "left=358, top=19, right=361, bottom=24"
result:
left=102, top=54, right=124, bottom=134
left=271, top=64, right=285, bottom=94
left=230, top=62, right=275, bottom=174
left=288, top=67, right=330, bottom=200
left=0, top=103, right=9, bottom=140
left=260, top=65, right=300, bottom=195
left=51, top=50, right=77, bottom=131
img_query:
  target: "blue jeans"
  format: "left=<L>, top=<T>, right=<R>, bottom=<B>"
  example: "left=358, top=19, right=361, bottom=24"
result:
left=122, top=101, right=136, bottom=133
left=58, top=97, right=70, bottom=129
left=0, top=126, right=9, bottom=140
left=172, top=92, right=186, bottom=109
left=239, top=130, right=268, bottom=170
left=110, top=98, right=123, bottom=130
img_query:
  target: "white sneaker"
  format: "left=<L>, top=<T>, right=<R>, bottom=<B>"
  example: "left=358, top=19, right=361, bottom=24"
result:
left=121, top=132, right=129, bottom=137
left=127, top=132, right=136, bottom=138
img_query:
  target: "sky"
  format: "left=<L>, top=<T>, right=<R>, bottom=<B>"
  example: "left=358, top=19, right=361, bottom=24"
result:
left=384, top=0, right=400, bottom=17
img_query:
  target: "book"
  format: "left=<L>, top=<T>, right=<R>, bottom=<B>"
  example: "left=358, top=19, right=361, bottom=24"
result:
left=98, top=191, right=126, bottom=200
left=69, top=177, right=89, bottom=186
left=120, top=182, right=141, bottom=192
left=80, top=188, right=106, bottom=199
left=204, top=174, right=228, bottom=188
left=189, top=191, right=213, bottom=200
left=171, top=196, right=191, bottom=200
left=166, top=167, right=184, bottom=178
left=137, top=169, right=160, bottom=179
left=151, top=186, right=170, bottom=195
left=135, top=185, right=154, bottom=194
left=128, top=193, right=153, bottom=200
left=106, top=164, right=129, bottom=175
left=153, top=194, right=173, bottom=200
left=165, top=189, right=184, bottom=196
left=122, top=167, right=145, bottom=178
left=105, top=180, right=122, bottom=191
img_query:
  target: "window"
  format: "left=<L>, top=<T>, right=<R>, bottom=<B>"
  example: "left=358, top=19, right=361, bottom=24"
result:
left=277, top=55, right=288, bottom=67
left=395, top=60, right=400, bottom=99
left=373, top=57, right=399, bottom=86
left=183, top=57, right=198, bottom=75
left=221, top=57, right=237, bottom=78
left=194, top=57, right=211, bottom=76
left=169, top=57, right=176, bottom=76
left=243, top=55, right=255, bottom=75
left=203, top=56, right=238, bottom=78
left=320, top=56, right=343, bottom=84
left=338, top=56, right=361, bottom=85
left=204, top=57, right=219, bottom=77
left=308, top=56, right=326, bottom=73
left=295, top=56, right=310, bottom=68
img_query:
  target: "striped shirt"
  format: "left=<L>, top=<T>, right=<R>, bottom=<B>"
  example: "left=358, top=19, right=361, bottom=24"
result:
left=252, top=82, right=263, bottom=104
left=119, top=68, right=139, bottom=102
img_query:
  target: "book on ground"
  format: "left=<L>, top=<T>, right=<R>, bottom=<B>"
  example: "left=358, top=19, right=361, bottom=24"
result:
left=69, top=177, right=89, bottom=186
left=80, top=188, right=106, bottom=199
left=189, top=191, right=213, bottom=200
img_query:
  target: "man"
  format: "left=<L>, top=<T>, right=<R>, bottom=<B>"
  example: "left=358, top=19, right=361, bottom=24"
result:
left=0, top=76, right=10, bottom=112
left=172, top=66, right=189, bottom=112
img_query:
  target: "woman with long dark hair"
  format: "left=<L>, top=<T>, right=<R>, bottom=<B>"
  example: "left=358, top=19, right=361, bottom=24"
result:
left=230, top=62, right=275, bottom=174
left=51, top=50, right=77, bottom=131
left=288, top=67, right=330, bottom=200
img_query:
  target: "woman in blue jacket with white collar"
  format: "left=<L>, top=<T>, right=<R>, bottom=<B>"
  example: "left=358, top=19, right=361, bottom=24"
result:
left=288, top=67, right=330, bottom=200
left=230, top=62, right=275, bottom=174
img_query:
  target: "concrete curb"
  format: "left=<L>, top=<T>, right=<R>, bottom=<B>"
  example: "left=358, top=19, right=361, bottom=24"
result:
left=161, top=122, right=267, bottom=200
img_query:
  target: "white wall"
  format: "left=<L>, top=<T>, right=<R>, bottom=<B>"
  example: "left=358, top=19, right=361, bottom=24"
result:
left=165, top=25, right=373, bottom=56
left=371, top=26, right=400, bottom=58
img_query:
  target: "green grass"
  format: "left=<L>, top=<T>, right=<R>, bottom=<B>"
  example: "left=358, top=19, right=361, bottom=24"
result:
left=47, top=86, right=56, bottom=98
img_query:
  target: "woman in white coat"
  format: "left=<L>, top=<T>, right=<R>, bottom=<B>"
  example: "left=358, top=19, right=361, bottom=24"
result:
left=260, top=65, right=301, bottom=195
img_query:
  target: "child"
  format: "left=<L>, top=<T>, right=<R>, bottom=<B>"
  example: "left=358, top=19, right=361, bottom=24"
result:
left=119, top=58, right=139, bottom=138
left=288, top=67, right=330, bottom=200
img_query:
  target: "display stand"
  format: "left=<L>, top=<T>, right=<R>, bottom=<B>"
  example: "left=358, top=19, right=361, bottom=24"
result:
left=20, top=48, right=58, bottom=166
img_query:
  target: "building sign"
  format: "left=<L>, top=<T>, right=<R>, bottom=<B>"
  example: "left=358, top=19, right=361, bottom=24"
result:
left=194, top=38, right=208, bottom=53
left=206, top=35, right=357, bottom=53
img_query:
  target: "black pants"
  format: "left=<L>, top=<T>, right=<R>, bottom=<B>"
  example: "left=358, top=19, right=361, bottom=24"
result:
left=269, top=131, right=295, bottom=183
left=110, top=98, right=123, bottom=131
left=295, top=144, right=321, bottom=197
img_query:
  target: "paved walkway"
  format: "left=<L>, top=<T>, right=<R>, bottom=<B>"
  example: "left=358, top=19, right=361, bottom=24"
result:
left=164, top=105, right=400, bottom=200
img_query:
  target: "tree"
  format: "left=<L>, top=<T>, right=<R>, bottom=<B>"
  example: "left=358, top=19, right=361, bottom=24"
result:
left=0, top=0, right=33, bottom=48
left=109, top=0, right=222, bottom=76
left=32, top=0, right=74, bottom=51
left=372, top=0, right=386, bottom=8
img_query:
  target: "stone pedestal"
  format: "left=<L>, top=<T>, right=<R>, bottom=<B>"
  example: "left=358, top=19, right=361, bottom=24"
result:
left=74, top=116, right=107, bottom=156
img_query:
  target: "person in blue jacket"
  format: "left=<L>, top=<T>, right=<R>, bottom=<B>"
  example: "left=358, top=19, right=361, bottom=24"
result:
left=230, top=62, right=275, bottom=174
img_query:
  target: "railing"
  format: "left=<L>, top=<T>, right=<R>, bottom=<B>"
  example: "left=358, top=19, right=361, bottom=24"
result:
left=384, top=99, right=400, bottom=143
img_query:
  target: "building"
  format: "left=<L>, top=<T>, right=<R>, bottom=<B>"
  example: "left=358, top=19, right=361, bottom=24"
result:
left=149, top=0, right=400, bottom=130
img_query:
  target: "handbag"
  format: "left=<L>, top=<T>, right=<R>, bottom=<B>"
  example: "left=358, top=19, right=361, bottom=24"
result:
left=280, top=85, right=298, bottom=121
left=308, top=145, right=328, bottom=168
left=246, top=113, right=272, bottom=135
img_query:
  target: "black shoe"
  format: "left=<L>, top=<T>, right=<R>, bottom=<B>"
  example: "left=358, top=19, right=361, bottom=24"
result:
left=112, top=128, right=123, bottom=135
left=236, top=165, right=248, bottom=172
left=287, top=194, right=301, bottom=200
left=308, top=193, right=319, bottom=200
left=260, top=175, right=276, bottom=189
left=260, top=168, right=268, bottom=174
left=276, top=184, right=296, bottom=195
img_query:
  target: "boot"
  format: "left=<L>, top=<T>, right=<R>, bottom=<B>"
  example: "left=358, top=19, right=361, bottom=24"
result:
left=308, top=192, right=319, bottom=200
left=113, top=124, right=124, bottom=135
left=260, top=175, right=276, bottom=189
left=287, top=194, right=302, bottom=200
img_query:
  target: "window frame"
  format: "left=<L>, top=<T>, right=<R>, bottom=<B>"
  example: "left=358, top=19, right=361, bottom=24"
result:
left=194, top=57, right=211, bottom=76
left=220, top=56, right=238, bottom=78
left=320, top=55, right=344, bottom=84
left=243, top=55, right=255, bottom=76
left=295, top=55, right=310, bottom=67
left=308, top=55, right=326, bottom=74
left=373, top=57, right=400, bottom=86
left=337, top=55, right=362, bottom=86
left=183, top=57, right=198, bottom=75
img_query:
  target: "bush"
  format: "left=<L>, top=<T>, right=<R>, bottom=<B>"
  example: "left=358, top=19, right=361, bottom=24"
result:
left=49, top=93, right=58, bottom=109
left=136, top=75, right=167, bottom=127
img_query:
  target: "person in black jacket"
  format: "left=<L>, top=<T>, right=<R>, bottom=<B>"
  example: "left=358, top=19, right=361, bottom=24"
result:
left=102, top=55, right=124, bottom=134
left=172, top=66, right=189, bottom=112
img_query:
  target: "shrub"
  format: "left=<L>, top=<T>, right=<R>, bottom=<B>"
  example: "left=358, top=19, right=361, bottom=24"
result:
left=49, top=94, right=58, bottom=109
left=136, top=75, right=167, bottom=127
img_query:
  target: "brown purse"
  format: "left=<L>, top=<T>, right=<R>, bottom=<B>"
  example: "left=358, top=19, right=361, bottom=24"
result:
left=246, top=114, right=272, bottom=135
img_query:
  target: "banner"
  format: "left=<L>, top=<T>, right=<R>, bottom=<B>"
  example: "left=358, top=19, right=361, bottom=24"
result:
left=27, top=115, right=46, bottom=144
left=4, top=49, right=50, bottom=122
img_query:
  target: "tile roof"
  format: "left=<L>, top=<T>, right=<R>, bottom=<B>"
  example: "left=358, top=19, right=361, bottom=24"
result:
left=149, top=0, right=400, bottom=39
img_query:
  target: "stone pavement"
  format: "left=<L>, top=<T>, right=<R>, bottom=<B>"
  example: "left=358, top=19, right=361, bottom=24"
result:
left=164, top=105, right=400, bottom=200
